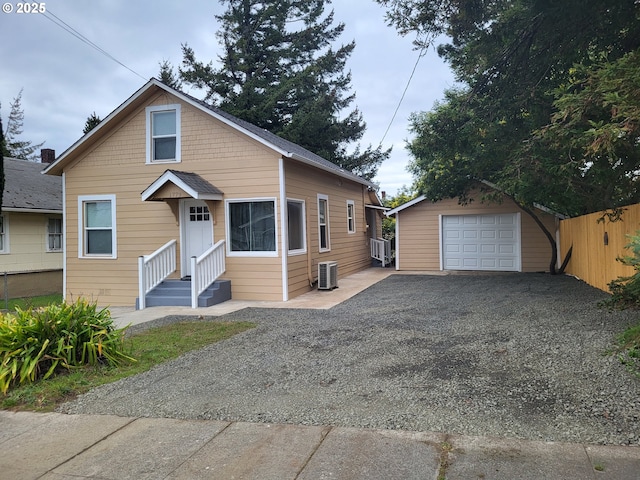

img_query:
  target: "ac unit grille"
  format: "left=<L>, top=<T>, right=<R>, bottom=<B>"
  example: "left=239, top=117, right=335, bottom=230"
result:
left=318, top=261, right=338, bottom=290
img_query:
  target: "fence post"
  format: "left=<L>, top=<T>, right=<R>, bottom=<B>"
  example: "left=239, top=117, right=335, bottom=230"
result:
left=4, top=272, right=7, bottom=310
left=138, top=256, right=146, bottom=310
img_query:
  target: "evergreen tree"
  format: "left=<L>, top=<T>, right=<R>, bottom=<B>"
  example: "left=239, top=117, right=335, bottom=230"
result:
left=180, top=0, right=388, bottom=180
left=2, top=89, right=44, bottom=161
left=158, top=60, right=182, bottom=89
left=83, top=112, right=102, bottom=135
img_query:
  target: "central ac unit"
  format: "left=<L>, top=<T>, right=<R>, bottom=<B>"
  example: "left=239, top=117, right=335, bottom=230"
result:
left=318, top=261, right=338, bottom=290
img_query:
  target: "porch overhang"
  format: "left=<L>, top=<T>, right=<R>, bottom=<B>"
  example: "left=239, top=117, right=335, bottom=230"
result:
left=142, top=170, right=224, bottom=201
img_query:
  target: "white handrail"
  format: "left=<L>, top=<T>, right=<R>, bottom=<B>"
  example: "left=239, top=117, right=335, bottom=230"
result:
left=370, top=238, right=389, bottom=267
left=191, top=239, right=226, bottom=308
left=138, top=239, right=177, bottom=310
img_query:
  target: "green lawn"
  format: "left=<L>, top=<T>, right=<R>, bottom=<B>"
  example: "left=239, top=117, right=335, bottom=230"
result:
left=3, top=294, right=63, bottom=311
left=1, top=319, right=255, bottom=411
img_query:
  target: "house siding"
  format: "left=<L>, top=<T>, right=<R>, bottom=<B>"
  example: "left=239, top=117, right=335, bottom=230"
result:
left=284, top=160, right=372, bottom=298
left=0, top=212, right=63, bottom=273
left=63, top=92, right=283, bottom=305
left=395, top=195, right=557, bottom=272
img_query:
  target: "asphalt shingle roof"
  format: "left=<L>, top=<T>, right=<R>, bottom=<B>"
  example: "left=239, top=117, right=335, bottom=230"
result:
left=167, top=170, right=224, bottom=196
left=2, top=157, right=62, bottom=211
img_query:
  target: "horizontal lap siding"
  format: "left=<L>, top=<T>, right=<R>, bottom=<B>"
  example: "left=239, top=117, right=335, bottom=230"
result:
left=64, top=93, right=281, bottom=306
left=396, top=195, right=556, bottom=272
left=284, top=160, right=371, bottom=298
left=1, top=213, right=63, bottom=273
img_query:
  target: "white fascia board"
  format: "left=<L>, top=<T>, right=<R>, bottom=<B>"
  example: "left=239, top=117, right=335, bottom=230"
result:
left=386, top=195, right=427, bottom=217
left=2, top=207, right=63, bottom=214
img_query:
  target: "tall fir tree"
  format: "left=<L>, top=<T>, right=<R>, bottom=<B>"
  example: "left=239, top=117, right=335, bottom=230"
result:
left=158, top=60, right=182, bottom=89
left=83, top=112, right=102, bottom=135
left=180, top=0, right=388, bottom=180
left=2, top=89, right=44, bottom=161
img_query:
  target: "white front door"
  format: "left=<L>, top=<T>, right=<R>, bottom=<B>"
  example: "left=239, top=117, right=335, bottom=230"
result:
left=181, top=199, right=213, bottom=277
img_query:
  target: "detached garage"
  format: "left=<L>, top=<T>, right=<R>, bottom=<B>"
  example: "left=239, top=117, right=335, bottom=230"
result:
left=387, top=192, right=559, bottom=273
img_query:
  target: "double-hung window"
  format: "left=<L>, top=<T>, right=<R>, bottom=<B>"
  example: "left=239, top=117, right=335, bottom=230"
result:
left=227, top=199, right=277, bottom=255
left=318, top=194, right=330, bottom=252
left=347, top=200, right=356, bottom=234
left=146, top=104, right=181, bottom=163
left=47, top=218, right=63, bottom=252
left=287, top=199, right=306, bottom=254
left=78, top=195, right=117, bottom=258
left=0, top=215, right=7, bottom=253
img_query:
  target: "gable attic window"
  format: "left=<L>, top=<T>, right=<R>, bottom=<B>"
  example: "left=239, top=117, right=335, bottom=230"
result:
left=146, top=104, right=181, bottom=163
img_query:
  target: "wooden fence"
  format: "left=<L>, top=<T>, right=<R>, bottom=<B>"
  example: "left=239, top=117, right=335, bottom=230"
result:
left=559, top=203, right=640, bottom=292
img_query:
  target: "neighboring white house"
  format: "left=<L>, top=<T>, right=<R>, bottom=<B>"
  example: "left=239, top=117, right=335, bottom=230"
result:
left=1, top=151, right=63, bottom=298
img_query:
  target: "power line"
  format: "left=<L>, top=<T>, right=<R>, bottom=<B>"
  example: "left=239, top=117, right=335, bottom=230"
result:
left=42, top=9, right=147, bottom=82
left=379, top=47, right=426, bottom=147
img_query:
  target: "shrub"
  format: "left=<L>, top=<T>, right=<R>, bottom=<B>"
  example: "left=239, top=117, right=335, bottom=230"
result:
left=0, top=299, right=134, bottom=394
left=600, top=231, right=640, bottom=310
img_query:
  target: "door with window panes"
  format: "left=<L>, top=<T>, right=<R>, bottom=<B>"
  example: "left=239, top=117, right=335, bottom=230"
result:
left=181, top=199, right=213, bottom=277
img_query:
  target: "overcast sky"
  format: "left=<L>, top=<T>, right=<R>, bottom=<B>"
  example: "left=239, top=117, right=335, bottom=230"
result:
left=0, top=0, right=456, bottom=196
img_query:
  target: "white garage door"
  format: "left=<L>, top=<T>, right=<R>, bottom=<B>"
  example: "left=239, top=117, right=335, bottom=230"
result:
left=441, top=213, right=521, bottom=271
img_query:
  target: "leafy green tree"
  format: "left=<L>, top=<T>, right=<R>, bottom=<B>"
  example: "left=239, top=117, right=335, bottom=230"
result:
left=381, top=185, right=418, bottom=241
left=83, top=112, right=102, bottom=135
left=378, top=0, right=640, bottom=272
left=180, top=0, right=388, bottom=179
left=2, top=89, right=44, bottom=161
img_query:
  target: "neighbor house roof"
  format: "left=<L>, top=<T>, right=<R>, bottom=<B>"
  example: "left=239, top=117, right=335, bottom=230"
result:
left=2, top=157, right=62, bottom=213
left=44, top=78, right=378, bottom=192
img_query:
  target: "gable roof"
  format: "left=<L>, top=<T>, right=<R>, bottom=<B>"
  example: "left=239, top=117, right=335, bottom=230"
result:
left=44, top=78, right=377, bottom=190
left=386, top=190, right=566, bottom=219
left=142, top=170, right=224, bottom=201
left=2, top=157, right=62, bottom=213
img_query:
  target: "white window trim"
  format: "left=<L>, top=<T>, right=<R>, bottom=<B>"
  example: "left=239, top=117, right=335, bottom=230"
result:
left=318, top=194, right=331, bottom=252
left=287, top=198, right=306, bottom=256
left=225, top=197, right=279, bottom=257
left=145, top=104, right=181, bottom=164
left=347, top=200, right=356, bottom=234
left=46, top=217, right=63, bottom=252
left=78, top=194, right=117, bottom=259
left=0, top=214, right=9, bottom=254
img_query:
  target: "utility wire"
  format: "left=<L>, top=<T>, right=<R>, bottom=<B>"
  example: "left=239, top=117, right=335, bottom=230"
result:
left=42, top=9, right=147, bottom=82
left=379, top=47, right=427, bottom=147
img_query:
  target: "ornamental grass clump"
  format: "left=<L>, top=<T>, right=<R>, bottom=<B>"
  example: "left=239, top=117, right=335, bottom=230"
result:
left=0, top=299, right=134, bottom=394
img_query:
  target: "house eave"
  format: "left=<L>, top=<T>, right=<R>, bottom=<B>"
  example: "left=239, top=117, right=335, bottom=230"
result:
left=1, top=207, right=63, bottom=214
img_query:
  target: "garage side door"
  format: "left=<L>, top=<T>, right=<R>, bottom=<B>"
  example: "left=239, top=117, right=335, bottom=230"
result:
left=441, top=213, right=521, bottom=271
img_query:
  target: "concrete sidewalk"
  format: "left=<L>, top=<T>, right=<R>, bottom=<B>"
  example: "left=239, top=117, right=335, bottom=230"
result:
left=1, top=410, right=639, bottom=479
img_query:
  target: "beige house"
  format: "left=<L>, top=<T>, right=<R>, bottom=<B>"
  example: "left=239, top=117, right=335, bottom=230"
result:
left=1, top=154, right=63, bottom=298
left=386, top=192, right=559, bottom=273
left=44, top=79, right=384, bottom=308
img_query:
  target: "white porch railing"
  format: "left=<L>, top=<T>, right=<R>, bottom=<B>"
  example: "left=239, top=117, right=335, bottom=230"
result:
left=370, top=238, right=391, bottom=267
left=191, top=239, right=226, bottom=308
left=138, top=240, right=177, bottom=310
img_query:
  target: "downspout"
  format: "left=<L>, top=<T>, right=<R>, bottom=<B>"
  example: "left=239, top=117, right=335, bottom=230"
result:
left=279, top=158, right=288, bottom=301
left=394, top=211, right=400, bottom=271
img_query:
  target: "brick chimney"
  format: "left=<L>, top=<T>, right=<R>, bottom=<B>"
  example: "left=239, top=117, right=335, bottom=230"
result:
left=40, top=148, right=55, bottom=164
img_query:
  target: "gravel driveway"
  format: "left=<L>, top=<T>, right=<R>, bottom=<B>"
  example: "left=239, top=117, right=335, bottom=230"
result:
left=59, top=274, right=640, bottom=446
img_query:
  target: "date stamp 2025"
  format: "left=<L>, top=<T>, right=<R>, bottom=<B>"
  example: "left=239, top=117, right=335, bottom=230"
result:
left=2, top=2, right=46, bottom=14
